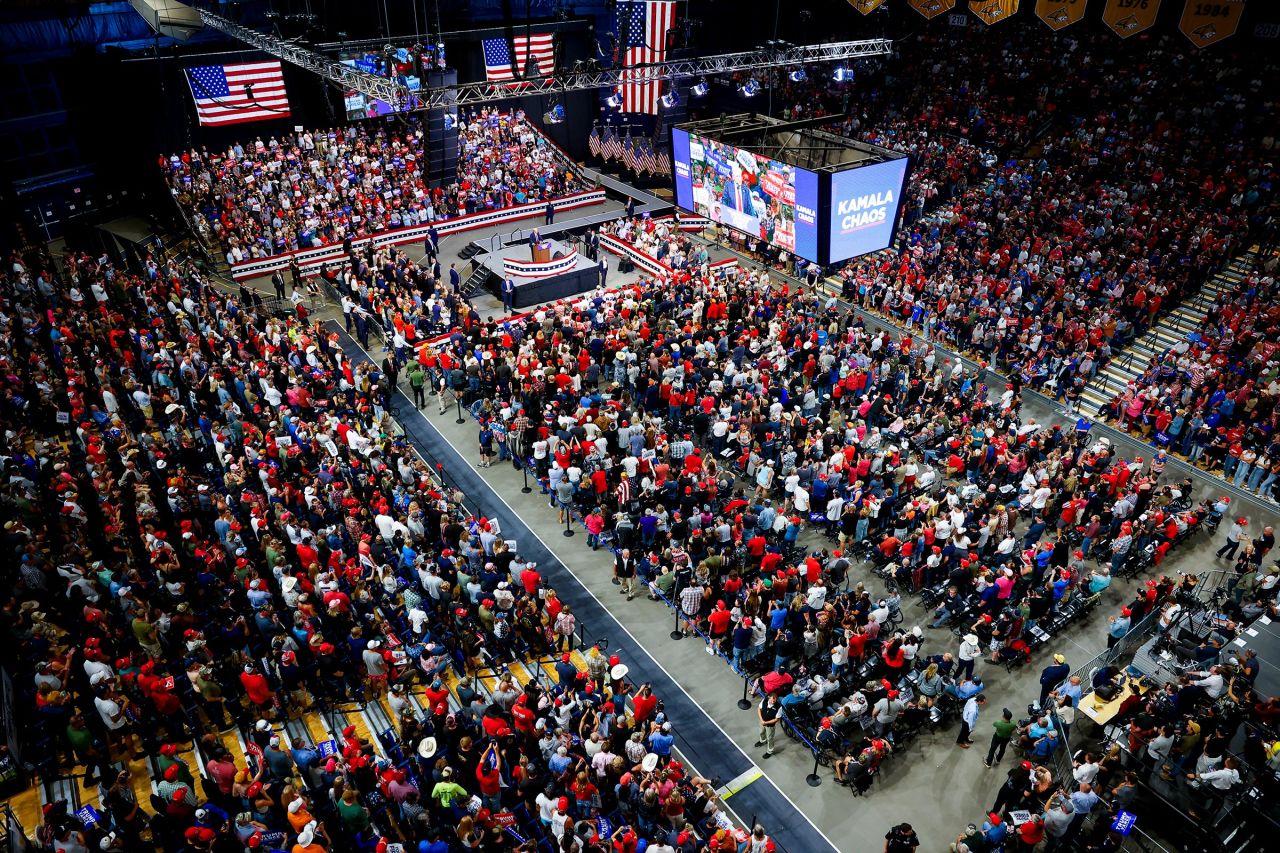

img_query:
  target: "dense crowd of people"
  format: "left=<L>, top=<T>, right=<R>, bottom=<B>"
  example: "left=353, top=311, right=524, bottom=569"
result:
left=1095, top=250, right=1280, bottom=496
left=1, top=247, right=769, bottom=853
left=163, top=109, right=583, bottom=264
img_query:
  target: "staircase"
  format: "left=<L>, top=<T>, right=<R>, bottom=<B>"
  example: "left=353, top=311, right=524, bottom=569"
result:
left=459, top=262, right=494, bottom=300
left=1078, top=252, right=1259, bottom=416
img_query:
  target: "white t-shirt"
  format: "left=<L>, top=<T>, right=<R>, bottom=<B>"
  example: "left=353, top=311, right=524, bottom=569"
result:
left=95, top=695, right=125, bottom=730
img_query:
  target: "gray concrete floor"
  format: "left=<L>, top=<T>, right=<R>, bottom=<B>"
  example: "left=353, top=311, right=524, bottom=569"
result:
left=238, top=212, right=1279, bottom=851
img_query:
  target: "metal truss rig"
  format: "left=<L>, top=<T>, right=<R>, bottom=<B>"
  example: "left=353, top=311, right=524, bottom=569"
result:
left=428, top=39, right=894, bottom=108
left=197, top=9, right=407, bottom=103
left=197, top=9, right=892, bottom=110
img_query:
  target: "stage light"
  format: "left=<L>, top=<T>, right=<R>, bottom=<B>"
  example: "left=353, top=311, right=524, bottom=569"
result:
left=691, top=79, right=709, bottom=97
left=660, top=89, right=679, bottom=109
left=544, top=103, right=566, bottom=124
left=833, top=67, right=851, bottom=83
left=789, top=69, right=807, bottom=82
left=605, top=92, right=622, bottom=108
left=739, top=79, right=760, bottom=97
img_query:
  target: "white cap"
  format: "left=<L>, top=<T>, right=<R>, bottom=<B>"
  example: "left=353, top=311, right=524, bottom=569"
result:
left=367, top=640, right=381, bottom=649
left=297, top=830, right=314, bottom=847
left=255, top=719, right=270, bottom=732
left=288, top=798, right=304, bottom=813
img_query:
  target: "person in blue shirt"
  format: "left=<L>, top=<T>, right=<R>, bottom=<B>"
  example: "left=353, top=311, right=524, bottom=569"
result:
left=647, top=722, right=675, bottom=758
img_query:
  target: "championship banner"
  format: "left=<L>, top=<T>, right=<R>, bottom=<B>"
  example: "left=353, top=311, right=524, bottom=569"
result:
left=847, top=0, right=888, bottom=12
left=1036, top=0, right=1088, bottom=29
left=908, top=0, right=957, bottom=17
left=1102, top=0, right=1161, bottom=37
left=1179, top=0, right=1246, bottom=48
left=970, top=0, right=1020, bottom=25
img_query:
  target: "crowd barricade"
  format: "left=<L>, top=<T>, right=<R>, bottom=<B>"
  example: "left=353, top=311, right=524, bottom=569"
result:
left=228, top=190, right=608, bottom=281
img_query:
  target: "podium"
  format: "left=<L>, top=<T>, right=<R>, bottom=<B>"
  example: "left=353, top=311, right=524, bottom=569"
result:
left=531, top=241, right=552, bottom=263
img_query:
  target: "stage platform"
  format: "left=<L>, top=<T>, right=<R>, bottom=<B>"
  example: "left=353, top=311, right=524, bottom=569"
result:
left=471, top=236, right=602, bottom=308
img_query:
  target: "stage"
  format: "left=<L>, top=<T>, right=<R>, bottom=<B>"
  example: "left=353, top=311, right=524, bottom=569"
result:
left=470, top=236, right=603, bottom=309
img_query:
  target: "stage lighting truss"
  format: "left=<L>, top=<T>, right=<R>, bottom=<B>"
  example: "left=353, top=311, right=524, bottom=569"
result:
left=195, top=8, right=891, bottom=111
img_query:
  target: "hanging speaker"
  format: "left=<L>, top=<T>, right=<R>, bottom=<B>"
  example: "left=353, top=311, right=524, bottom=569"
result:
left=129, top=0, right=204, bottom=41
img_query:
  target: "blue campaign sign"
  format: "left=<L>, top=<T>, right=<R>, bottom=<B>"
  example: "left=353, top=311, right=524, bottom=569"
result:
left=75, top=805, right=101, bottom=827
left=1111, top=810, right=1138, bottom=836
left=317, top=739, right=339, bottom=758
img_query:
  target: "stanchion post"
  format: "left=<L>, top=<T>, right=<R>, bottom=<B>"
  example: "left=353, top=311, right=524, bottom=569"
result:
left=455, top=393, right=465, bottom=424
left=563, top=507, right=575, bottom=538
left=737, top=674, right=752, bottom=710
left=806, top=749, right=822, bottom=787
left=521, top=457, right=532, bottom=493
left=669, top=581, right=683, bottom=641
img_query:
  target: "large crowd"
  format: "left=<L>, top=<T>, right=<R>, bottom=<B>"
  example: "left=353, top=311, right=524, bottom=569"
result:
left=163, top=109, right=583, bottom=265
left=1095, top=252, right=1280, bottom=496
left=2, top=248, right=773, bottom=853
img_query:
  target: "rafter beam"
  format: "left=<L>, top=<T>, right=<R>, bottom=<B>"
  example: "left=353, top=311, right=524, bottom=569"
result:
left=197, top=8, right=411, bottom=105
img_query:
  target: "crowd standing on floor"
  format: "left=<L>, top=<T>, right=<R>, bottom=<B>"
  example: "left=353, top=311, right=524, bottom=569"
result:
left=2, top=248, right=786, bottom=853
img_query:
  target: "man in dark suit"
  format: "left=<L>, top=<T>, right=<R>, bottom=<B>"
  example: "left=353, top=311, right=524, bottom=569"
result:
left=598, top=256, right=608, bottom=287
left=502, top=278, right=516, bottom=313
left=544, top=201, right=555, bottom=225
left=721, top=165, right=756, bottom=216
left=448, top=263, right=461, bottom=294
left=271, top=270, right=287, bottom=300
left=625, top=197, right=636, bottom=219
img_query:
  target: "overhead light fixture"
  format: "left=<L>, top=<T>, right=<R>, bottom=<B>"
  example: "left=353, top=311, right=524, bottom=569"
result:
left=544, top=102, right=566, bottom=124
left=833, top=67, right=851, bottom=83
left=789, top=69, right=807, bottom=82
left=691, top=78, right=709, bottom=97
left=604, top=92, right=621, bottom=108
left=739, top=79, right=760, bottom=97
left=660, top=89, right=679, bottom=109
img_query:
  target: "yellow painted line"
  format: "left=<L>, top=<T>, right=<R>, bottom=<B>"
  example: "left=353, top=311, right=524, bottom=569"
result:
left=716, top=766, right=763, bottom=800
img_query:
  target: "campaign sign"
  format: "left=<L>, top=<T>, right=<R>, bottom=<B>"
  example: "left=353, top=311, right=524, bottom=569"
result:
left=1111, top=810, right=1138, bottom=836
left=317, top=739, right=339, bottom=758
left=76, top=805, right=101, bottom=827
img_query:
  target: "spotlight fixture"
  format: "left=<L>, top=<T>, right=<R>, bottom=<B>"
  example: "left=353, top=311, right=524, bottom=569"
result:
left=659, top=88, right=679, bottom=109
left=605, top=92, right=622, bottom=108
left=833, top=67, right=851, bottom=83
left=690, top=78, right=709, bottom=97
left=789, top=69, right=807, bottom=82
left=544, top=102, right=566, bottom=124
left=739, top=79, right=760, bottom=97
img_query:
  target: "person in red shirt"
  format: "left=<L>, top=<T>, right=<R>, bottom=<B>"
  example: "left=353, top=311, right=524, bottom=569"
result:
left=631, top=684, right=657, bottom=723
left=239, top=664, right=274, bottom=709
left=475, top=743, right=503, bottom=811
left=707, top=601, right=733, bottom=644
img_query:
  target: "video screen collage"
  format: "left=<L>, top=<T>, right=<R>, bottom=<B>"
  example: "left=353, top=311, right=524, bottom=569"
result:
left=673, top=129, right=820, bottom=262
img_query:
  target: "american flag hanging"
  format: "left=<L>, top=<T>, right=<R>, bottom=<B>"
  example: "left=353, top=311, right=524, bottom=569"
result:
left=617, top=0, right=676, bottom=114
left=185, top=61, right=290, bottom=126
left=588, top=126, right=602, bottom=158
left=481, top=33, right=555, bottom=83
left=656, top=147, right=671, bottom=175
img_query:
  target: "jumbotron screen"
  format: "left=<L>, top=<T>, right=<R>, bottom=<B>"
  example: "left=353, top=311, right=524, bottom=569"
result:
left=672, top=128, right=820, bottom=262
left=827, top=157, right=909, bottom=264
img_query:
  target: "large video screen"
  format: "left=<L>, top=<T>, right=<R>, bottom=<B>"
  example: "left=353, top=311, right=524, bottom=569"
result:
left=828, top=158, right=909, bottom=263
left=673, top=128, right=820, bottom=262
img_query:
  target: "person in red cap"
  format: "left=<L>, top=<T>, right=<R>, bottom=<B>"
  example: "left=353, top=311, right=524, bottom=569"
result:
left=1216, top=515, right=1248, bottom=560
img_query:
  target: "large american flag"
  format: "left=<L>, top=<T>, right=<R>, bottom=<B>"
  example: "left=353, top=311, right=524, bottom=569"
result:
left=185, top=61, right=290, bottom=126
left=617, top=0, right=676, bottom=114
left=482, top=33, right=555, bottom=83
